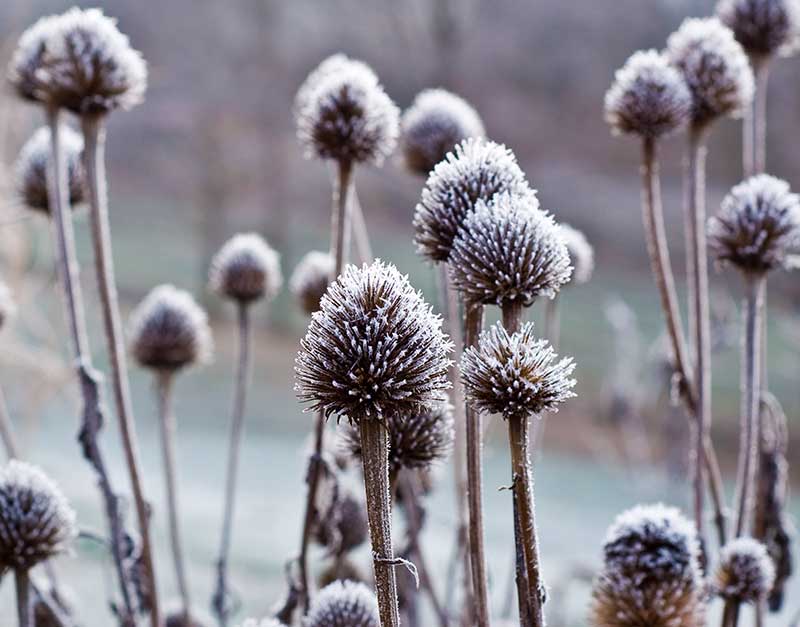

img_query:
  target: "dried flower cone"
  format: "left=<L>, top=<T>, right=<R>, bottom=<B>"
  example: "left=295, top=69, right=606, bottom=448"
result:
left=717, top=0, right=800, bottom=59
left=715, top=537, right=776, bottom=603
left=559, top=224, right=595, bottom=286
left=304, top=580, right=380, bottom=627
left=210, top=233, right=282, bottom=304
left=290, top=251, right=333, bottom=316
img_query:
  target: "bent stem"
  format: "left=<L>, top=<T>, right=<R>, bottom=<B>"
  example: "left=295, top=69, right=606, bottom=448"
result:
left=15, top=569, right=31, bottom=627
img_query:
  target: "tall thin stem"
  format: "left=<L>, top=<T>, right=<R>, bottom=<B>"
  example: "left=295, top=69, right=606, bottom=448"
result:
left=0, top=384, right=20, bottom=459
left=15, top=569, right=31, bottom=627
left=531, top=296, right=561, bottom=457
left=744, top=58, right=769, bottom=177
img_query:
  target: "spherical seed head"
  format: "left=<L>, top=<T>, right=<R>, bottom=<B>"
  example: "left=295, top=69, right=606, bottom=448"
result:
left=715, top=537, right=776, bottom=603
left=209, top=233, right=282, bottom=304
left=296, top=260, right=452, bottom=422
left=717, top=0, right=800, bottom=58
left=7, top=14, right=61, bottom=103
left=304, top=580, right=380, bottom=627
left=294, top=54, right=377, bottom=115
left=129, top=285, right=213, bottom=373
left=666, top=17, right=754, bottom=127
left=448, top=191, right=572, bottom=307
left=0, top=282, right=15, bottom=332
left=15, top=125, right=85, bottom=214
left=709, top=174, right=800, bottom=274
left=559, top=223, right=595, bottom=286
left=413, top=138, right=529, bottom=263
left=0, top=460, right=77, bottom=573
left=401, top=88, right=486, bottom=176
left=290, top=251, right=334, bottom=315
left=461, top=322, right=576, bottom=420
left=313, top=485, right=368, bottom=554
left=604, top=49, right=692, bottom=139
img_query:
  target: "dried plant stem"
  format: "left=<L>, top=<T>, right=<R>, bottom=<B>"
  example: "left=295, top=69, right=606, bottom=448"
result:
left=297, top=410, right=325, bottom=614
left=16, top=570, right=31, bottom=627
left=82, top=113, right=160, bottom=627
left=359, top=418, right=400, bottom=627
left=351, top=191, right=373, bottom=264
left=744, top=59, right=769, bottom=177
left=0, top=384, right=20, bottom=459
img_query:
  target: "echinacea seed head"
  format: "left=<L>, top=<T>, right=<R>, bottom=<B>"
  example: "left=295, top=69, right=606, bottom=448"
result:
left=709, top=174, right=800, bottom=274
left=716, top=0, right=800, bottom=59
left=313, top=484, right=368, bottom=554
left=304, top=580, right=380, bottom=627
left=209, top=233, right=282, bottom=305
left=0, top=282, right=15, bottom=331
left=604, top=50, right=692, bottom=139
left=666, top=17, right=754, bottom=127
left=295, top=260, right=452, bottom=423
left=413, top=138, right=529, bottom=263
left=714, top=537, right=776, bottom=603
left=559, top=223, right=595, bottom=286
left=129, top=285, right=213, bottom=373
left=290, top=251, right=334, bottom=316
left=7, top=13, right=61, bottom=103
left=0, top=460, right=77, bottom=573
left=293, top=54, right=377, bottom=116
left=401, top=88, right=485, bottom=177
left=15, top=125, right=85, bottom=214
left=460, top=322, right=576, bottom=420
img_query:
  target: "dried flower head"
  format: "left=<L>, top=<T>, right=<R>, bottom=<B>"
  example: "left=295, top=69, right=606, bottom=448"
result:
left=461, top=322, right=575, bottom=420
left=714, top=537, right=776, bottom=603
left=559, top=223, right=595, bottom=286
left=8, top=13, right=63, bottom=102
left=290, top=251, right=334, bottom=316
left=709, top=174, right=800, bottom=274
left=304, top=580, right=379, bottom=627
left=413, top=138, right=529, bottom=263
left=295, top=260, right=452, bottom=422
left=604, top=50, right=692, bottom=138
left=401, top=88, right=485, bottom=176
left=294, top=54, right=377, bottom=114
left=313, top=484, right=369, bottom=554
left=0, top=282, right=15, bottom=332
left=717, top=0, right=800, bottom=58
left=209, top=233, right=282, bottom=304
left=666, top=17, right=754, bottom=127
left=129, top=285, right=213, bottom=373
left=0, top=460, right=77, bottom=573
left=295, top=58, right=399, bottom=165
left=448, top=191, right=572, bottom=306
left=15, top=125, right=85, bottom=214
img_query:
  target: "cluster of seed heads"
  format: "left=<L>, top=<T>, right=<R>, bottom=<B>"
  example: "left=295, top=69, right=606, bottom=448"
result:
left=304, top=580, right=380, bottom=627
left=295, top=260, right=452, bottom=422
left=0, top=282, right=15, bottom=331
left=716, top=0, right=800, bottom=59
left=559, top=223, right=595, bottom=285
left=714, top=537, right=776, bottom=603
left=290, top=250, right=334, bottom=316
left=209, top=233, right=282, bottom=305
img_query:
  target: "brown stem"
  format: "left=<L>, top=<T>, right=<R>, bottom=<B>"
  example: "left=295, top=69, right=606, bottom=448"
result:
left=297, top=410, right=325, bottom=614
left=16, top=569, right=31, bottom=627
left=747, top=58, right=769, bottom=177
left=332, top=159, right=353, bottom=273
left=722, top=598, right=740, bottom=627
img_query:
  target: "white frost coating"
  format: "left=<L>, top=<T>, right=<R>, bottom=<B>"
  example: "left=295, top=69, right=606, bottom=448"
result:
left=289, top=250, right=334, bottom=315
left=715, top=536, right=776, bottom=602
left=209, top=233, right=282, bottom=304
left=559, top=223, right=595, bottom=285
left=717, top=0, right=800, bottom=57
left=7, top=13, right=62, bottom=102
left=294, top=54, right=378, bottom=116
left=304, top=580, right=380, bottom=627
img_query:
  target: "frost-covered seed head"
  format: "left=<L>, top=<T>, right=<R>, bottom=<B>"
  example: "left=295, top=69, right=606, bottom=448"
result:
left=15, top=125, right=85, bottom=214
left=209, top=233, right=282, bottom=304
left=0, top=460, right=77, bottom=573
left=313, top=485, right=369, bottom=554
left=401, top=88, right=485, bottom=176
left=461, top=322, right=575, bottom=420
left=413, top=138, right=529, bottom=263
left=709, top=174, right=800, bottom=274
left=448, top=191, right=572, bottom=306
left=717, top=0, right=800, bottom=58
left=304, top=580, right=379, bottom=627
left=7, top=14, right=61, bottom=103
left=293, top=54, right=377, bottom=116
left=666, top=17, right=755, bottom=126
left=559, top=224, right=595, bottom=286
left=0, top=282, right=15, bottom=331
left=129, top=285, right=213, bottom=373
left=714, top=537, right=776, bottom=603
left=290, top=251, right=334, bottom=316
left=605, top=50, right=692, bottom=139
left=295, top=260, right=452, bottom=422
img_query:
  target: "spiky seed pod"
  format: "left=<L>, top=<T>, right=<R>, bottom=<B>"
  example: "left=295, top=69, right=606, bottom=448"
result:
left=717, top=0, right=800, bottom=59
left=294, top=54, right=377, bottom=115
left=304, top=580, right=380, bottom=627
left=15, top=125, right=85, bottom=214
left=448, top=191, right=572, bottom=306
left=559, top=223, right=595, bottom=286
left=0, top=460, right=77, bottom=573
left=209, top=233, right=282, bottom=305
left=714, top=537, right=776, bottom=603
left=604, top=50, right=693, bottom=139
left=0, top=282, right=15, bottom=331
left=313, top=485, right=369, bottom=554
left=709, top=174, right=800, bottom=274
left=290, top=251, right=334, bottom=316
left=666, top=17, right=755, bottom=127
left=413, top=138, right=529, bottom=263
left=295, top=260, right=452, bottom=422
left=461, top=322, right=576, bottom=420
left=129, top=285, right=213, bottom=373
left=400, top=88, right=486, bottom=176
left=7, top=13, right=61, bottom=103
left=295, top=59, right=399, bottom=165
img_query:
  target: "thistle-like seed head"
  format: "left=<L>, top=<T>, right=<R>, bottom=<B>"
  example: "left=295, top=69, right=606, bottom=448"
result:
left=209, top=233, right=282, bottom=305
left=15, top=125, right=85, bottom=214
left=313, top=484, right=369, bottom=554
left=714, top=537, right=776, bottom=603
left=0, top=282, right=15, bottom=332
left=401, top=88, right=485, bottom=177
left=295, top=260, right=452, bottom=423
left=0, top=460, right=77, bottom=573
left=304, top=580, right=380, bottom=627
left=461, top=322, right=576, bottom=420
left=448, top=191, right=572, bottom=307
left=717, top=0, right=800, bottom=59
left=709, top=174, right=800, bottom=274
left=293, top=54, right=377, bottom=116
left=666, top=17, right=754, bottom=127
left=559, top=223, right=595, bottom=286
left=7, top=13, right=61, bottom=103
left=129, top=285, right=213, bottom=373
left=413, top=138, right=529, bottom=263
left=290, top=251, right=334, bottom=316
left=604, top=50, right=692, bottom=139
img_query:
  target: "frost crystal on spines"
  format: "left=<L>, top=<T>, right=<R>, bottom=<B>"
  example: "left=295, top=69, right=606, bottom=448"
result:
left=295, top=260, right=452, bottom=422
left=0, top=282, right=15, bottom=331
left=413, top=138, right=529, bottom=263
left=666, top=17, right=754, bottom=126
left=709, top=174, right=800, bottom=274
left=290, top=251, right=334, bottom=316
left=294, top=54, right=377, bottom=115
left=7, top=13, right=61, bottom=103
left=401, top=88, right=486, bottom=176
left=714, top=537, right=776, bottom=603
left=460, top=322, right=576, bottom=420
left=604, top=49, right=692, bottom=138
left=304, top=580, right=380, bottom=627
left=717, top=0, right=800, bottom=58
left=209, top=233, right=282, bottom=304
left=559, top=224, right=595, bottom=285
